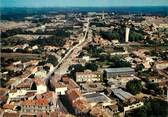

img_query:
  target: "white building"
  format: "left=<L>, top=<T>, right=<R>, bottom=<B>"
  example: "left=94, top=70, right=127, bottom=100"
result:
left=55, top=82, right=67, bottom=95
left=8, top=89, right=27, bottom=103
left=34, top=78, right=47, bottom=94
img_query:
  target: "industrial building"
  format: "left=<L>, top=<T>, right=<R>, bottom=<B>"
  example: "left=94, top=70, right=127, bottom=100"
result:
left=104, top=67, right=135, bottom=79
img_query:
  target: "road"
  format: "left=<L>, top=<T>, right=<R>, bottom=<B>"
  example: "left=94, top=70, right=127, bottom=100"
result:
left=44, top=19, right=90, bottom=83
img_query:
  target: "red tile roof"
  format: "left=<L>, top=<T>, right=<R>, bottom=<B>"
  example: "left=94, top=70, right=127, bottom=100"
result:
left=3, top=103, right=15, bottom=109
left=22, top=98, right=49, bottom=106
left=73, top=98, right=90, bottom=113
left=35, top=91, right=54, bottom=100
left=33, top=78, right=45, bottom=85
left=3, top=112, right=19, bottom=117
left=55, top=82, right=67, bottom=88
left=16, top=78, right=34, bottom=89
left=67, top=89, right=81, bottom=102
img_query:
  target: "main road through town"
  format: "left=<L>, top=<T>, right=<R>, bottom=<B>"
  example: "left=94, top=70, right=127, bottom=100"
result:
left=44, top=19, right=90, bottom=83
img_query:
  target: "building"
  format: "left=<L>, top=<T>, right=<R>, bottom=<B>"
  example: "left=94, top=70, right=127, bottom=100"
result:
left=8, top=89, right=28, bottom=102
left=55, top=82, right=68, bottom=95
left=67, top=89, right=81, bottom=103
left=83, top=92, right=117, bottom=108
left=154, top=61, right=168, bottom=70
left=90, top=104, right=114, bottom=117
left=76, top=70, right=102, bottom=82
left=34, top=78, right=47, bottom=94
left=62, top=76, right=80, bottom=91
left=104, top=67, right=135, bottom=79
left=112, top=88, right=134, bottom=102
left=108, top=76, right=140, bottom=88
left=66, top=89, right=91, bottom=115
left=80, top=82, right=105, bottom=92
left=2, top=111, right=19, bottom=117
left=20, top=92, right=57, bottom=114
left=21, top=98, right=52, bottom=113
left=112, top=88, right=144, bottom=112
left=73, top=98, right=91, bottom=115
left=16, top=78, right=36, bottom=90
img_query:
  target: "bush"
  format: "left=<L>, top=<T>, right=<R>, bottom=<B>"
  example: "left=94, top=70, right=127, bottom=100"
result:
left=126, top=79, right=143, bottom=95
left=47, top=55, right=58, bottom=66
left=85, top=62, right=98, bottom=71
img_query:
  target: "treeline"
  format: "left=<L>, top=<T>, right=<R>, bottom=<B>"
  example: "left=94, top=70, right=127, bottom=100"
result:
left=1, top=28, right=70, bottom=38
left=31, top=36, right=66, bottom=47
left=98, top=54, right=131, bottom=68
left=1, top=35, right=67, bottom=47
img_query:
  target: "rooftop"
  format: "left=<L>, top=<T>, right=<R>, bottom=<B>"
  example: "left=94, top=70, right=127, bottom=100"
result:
left=67, top=89, right=81, bottom=102
left=73, top=98, right=91, bottom=113
left=2, top=112, right=19, bottom=117
left=22, top=98, right=49, bottom=106
left=105, top=67, right=134, bottom=73
left=83, top=92, right=111, bottom=103
left=16, top=78, right=34, bottom=89
left=112, top=88, right=133, bottom=101
left=35, top=91, right=54, bottom=99
left=55, top=82, right=67, bottom=88
left=3, top=103, right=15, bottom=109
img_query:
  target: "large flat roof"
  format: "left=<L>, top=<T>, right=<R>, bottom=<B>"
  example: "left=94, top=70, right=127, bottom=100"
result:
left=105, top=67, right=134, bottom=73
left=83, top=92, right=111, bottom=103
left=112, top=88, right=133, bottom=101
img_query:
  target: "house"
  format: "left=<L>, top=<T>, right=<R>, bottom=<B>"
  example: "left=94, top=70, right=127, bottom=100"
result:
left=66, top=89, right=91, bottom=115
left=16, top=78, right=36, bottom=90
left=76, top=70, right=102, bottom=82
left=104, top=67, right=135, bottom=79
left=2, top=111, right=19, bottom=117
left=73, top=98, right=91, bottom=115
left=55, top=82, right=67, bottom=95
left=8, top=89, right=27, bottom=102
left=0, top=88, right=9, bottom=105
left=34, top=78, right=47, bottom=94
left=66, top=89, right=81, bottom=103
left=154, top=61, right=168, bottom=70
left=90, top=104, right=113, bottom=117
left=62, top=76, right=80, bottom=91
left=3, top=103, right=15, bottom=110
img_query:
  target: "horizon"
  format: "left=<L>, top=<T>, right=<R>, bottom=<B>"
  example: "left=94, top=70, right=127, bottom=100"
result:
left=1, top=0, right=168, bottom=8
left=1, top=6, right=168, bottom=8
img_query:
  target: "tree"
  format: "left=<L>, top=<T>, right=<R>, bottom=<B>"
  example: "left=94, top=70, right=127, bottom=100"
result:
left=125, top=99, right=168, bottom=117
left=47, top=55, right=58, bottom=66
left=85, top=62, right=98, bottom=71
left=146, top=82, right=162, bottom=94
left=135, top=64, right=145, bottom=72
left=126, top=79, right=143, bottom=95
left=129, top=31, right=144, bottom=42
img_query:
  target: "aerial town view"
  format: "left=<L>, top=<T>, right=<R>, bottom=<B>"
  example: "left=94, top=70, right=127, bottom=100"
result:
left=0, top=0, right=168, bottom=117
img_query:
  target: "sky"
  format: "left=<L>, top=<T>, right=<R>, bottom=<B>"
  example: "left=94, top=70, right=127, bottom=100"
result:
left=1, top=0, right=168, bottom=7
